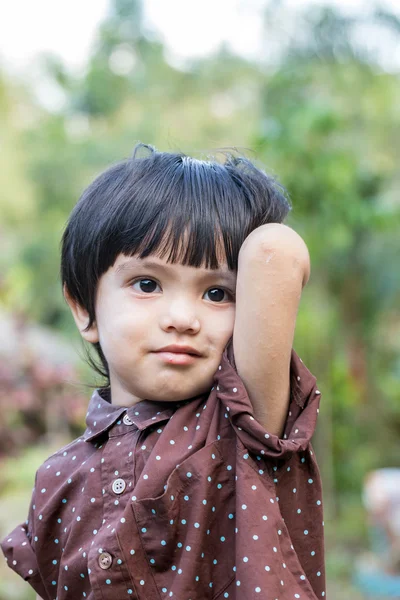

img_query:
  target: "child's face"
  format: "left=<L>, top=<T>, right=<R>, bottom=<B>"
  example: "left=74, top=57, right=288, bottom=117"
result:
left=70, top=253, right=237, bottom=407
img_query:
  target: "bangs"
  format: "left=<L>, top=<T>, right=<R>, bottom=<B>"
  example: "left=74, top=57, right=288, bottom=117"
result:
left=119, top=157, right=243, bottom=271
left=134, top=219, right=228, bottom=271
left=100, top=153, right=284, bottom=273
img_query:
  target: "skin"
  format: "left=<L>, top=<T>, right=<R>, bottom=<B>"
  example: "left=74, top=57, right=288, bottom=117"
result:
left=39, top=223, right=309, bottom=600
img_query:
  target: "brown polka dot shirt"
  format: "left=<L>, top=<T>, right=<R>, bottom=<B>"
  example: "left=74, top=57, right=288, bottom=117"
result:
left=1, top=339, right=326, bottom=599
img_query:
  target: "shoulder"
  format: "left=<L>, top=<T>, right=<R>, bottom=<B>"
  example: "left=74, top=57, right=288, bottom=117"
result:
left=35, top=435, right=93, bottom=492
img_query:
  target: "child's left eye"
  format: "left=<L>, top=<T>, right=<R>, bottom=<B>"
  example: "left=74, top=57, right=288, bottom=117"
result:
left=204, top=288, right=234, bottom=303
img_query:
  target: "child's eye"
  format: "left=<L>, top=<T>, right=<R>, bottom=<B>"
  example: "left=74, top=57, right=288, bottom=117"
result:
left=131, top=278, right=161, bottom=294
left=204, top=288, right=234, bottom=303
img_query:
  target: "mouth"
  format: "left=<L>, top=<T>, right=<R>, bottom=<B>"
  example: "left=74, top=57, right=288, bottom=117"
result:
left=155, top=345, right=202, bottom=357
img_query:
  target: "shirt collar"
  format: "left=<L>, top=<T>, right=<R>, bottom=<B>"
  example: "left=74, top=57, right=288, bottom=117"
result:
left=83, top=388, right=196, bottom=443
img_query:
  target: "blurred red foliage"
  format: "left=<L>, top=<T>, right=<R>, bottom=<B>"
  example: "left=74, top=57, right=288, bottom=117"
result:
left=0, top=313, right=89, bottom=458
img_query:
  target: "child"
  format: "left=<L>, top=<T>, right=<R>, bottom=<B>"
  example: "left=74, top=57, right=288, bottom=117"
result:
left=1, top=143, right=326, bottom=599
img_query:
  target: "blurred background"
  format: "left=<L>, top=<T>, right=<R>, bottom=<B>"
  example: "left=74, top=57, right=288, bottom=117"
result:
left=1, top=0, right=400, bottom=598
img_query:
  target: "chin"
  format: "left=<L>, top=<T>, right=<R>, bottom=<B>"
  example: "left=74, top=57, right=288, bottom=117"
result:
left=155, top=385, right=206, bottom=403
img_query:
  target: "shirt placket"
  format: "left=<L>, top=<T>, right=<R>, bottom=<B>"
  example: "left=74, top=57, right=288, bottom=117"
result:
left=88, top=416, right=142, bottom=600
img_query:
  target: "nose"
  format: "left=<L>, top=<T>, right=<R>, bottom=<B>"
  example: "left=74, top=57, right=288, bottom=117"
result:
left=159, top=298, right=201, bottom=334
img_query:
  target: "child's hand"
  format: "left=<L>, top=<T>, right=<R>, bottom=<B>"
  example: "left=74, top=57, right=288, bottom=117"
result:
left=233, top=222, right=311, bottom=438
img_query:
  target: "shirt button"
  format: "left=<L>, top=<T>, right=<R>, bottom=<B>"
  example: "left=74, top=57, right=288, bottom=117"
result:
left=112, top=478, right=126, bottom=495
left=123, top=414, right=134, bottom=426
left=98, top=552, right=113, bottom=570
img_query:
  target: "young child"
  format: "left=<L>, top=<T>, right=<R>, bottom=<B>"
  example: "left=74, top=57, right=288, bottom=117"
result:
left=1, top=143, right=326, bottom=600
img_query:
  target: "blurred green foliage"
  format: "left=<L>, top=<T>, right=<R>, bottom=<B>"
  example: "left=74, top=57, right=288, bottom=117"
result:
left=0, top=2, right=400, bottom=598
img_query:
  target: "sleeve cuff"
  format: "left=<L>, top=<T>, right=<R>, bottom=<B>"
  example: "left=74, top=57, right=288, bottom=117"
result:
left=214, top=337, right=322, bottom=460
left=1, top=522, right=47, bottom=599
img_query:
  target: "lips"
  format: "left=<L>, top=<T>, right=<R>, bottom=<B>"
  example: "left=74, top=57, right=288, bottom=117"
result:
left=155, top=345, right=201, bottom=356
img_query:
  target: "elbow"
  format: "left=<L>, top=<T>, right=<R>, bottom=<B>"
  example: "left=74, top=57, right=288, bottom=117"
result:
left=239, top=223, right=311, bottom=288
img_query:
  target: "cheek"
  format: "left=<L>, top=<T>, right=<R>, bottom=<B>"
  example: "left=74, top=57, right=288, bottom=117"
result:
left=210, top=307, right=235, bottom=346
left=97, top=302, right=146, bottom=350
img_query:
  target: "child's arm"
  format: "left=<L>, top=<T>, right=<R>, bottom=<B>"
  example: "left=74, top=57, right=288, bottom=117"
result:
left=233, top=223, right=310, bottom=438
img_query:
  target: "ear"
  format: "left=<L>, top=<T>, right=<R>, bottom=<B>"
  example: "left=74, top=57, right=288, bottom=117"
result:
left=63, top=284, right=99, bottom=344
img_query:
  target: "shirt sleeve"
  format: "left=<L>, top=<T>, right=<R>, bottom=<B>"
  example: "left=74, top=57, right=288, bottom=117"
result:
left=0, top=472, right=48, bottom=599
left=214, top=336, right=322, bottom=461
left=215, top=338, right=327, bottom=596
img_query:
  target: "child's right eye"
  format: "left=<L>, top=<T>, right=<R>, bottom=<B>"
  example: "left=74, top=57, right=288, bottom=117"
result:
left=131, top=278, right=161, bottom=294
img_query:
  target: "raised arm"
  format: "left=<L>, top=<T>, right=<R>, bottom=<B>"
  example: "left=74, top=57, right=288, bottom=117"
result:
left=233, top=223, right=310, bottom=438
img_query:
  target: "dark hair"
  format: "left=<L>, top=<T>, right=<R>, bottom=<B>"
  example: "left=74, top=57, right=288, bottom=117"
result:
left=61, top=143, right=291, bottom=386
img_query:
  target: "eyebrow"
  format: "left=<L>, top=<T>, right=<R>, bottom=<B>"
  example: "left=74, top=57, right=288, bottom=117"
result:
left=115, top=258, right=236, bottom=281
